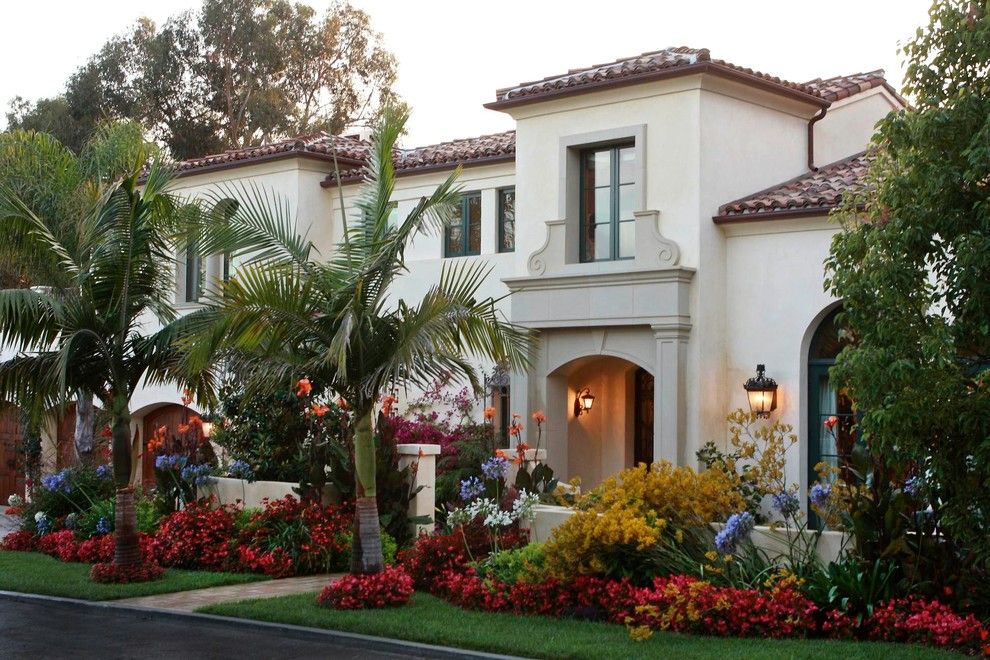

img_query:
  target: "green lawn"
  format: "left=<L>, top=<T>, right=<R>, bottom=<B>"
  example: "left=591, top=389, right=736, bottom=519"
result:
left=200, top=591, right=957, bottom=659
left=0, top=551, right=266, bottom=601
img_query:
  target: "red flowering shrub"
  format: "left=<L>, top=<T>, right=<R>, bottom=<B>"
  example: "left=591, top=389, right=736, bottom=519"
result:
left=90, top=562, right=165, bottom=584
left=398, top=523, right=526, bottom=592
left=37, top=530, right=79, bottom=562
left=0, top=529, right=36, bottom=551
left=235, top=496, right=352, bottom=577
left=863, top=597, right=988, bottom=654
left=317, top=565, right=413, bottom=609
left=153, top=500, right=235, bottom=570
left=77, top=534, right=116, bottom=563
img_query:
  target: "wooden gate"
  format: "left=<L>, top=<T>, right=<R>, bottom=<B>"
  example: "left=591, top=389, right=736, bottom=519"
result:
left=0, top=405, right=24, bottom=501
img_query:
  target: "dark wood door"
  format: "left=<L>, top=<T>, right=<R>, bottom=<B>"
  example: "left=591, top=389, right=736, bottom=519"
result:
left=141, top=405, right=192, bottom=486
left=0, top=405, right=24, bottom=501
left=56, top=404, right=77, bottom=469
left=634, top=368, right=654, bottom=467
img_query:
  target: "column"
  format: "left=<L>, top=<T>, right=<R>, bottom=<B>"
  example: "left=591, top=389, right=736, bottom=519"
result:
left=396, top=443, right=441, bottom=537
left=652, top=322, right=691, bottom=465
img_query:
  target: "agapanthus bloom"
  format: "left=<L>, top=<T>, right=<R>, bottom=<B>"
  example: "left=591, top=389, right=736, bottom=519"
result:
left=41, top=470, right=73, bottom=494
left=771, top=490, right=801, bottom=517
left=7, top=494, right=24, bottom=508
left=228, top=459, right=255, bottom=481
left=481, top=456, right=509, bottom=480
left=95, top=464, right=112, bottom=480
left=904, top=475, right=923, bottom=498
left=181, top=463, right=214, bottom=487
left=510, top=489, right=539, bottom=522
left=714, top=511, right=754, bottom=555
left=809, top=483, right=832, bottom=509
left=155, top=454, right=187, bottom=471
left=459, top=476, right=485, bottom=502
left=34, top=511, right=52, bottom=534
left=95, top=517, right=112, bottom=535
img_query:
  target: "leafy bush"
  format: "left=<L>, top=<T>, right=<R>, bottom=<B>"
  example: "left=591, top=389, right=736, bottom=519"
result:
left=76, top=498, right=115, bottom=539
left=477, top=543, right=547, bottom=584
left=90, top=561, right=164, bottom=584
left=803, top=557, right=898, bottom=623
left=25, top=465, right=114, bottom=525
left=316, top=565, right=413, bottom=609
left=152, top=500, right=236, bottom=570
left=37, top=529, right=79, bottom=562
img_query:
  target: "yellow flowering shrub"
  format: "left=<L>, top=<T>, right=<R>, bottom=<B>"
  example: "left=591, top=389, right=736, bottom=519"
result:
left=544, top=462, right=744, bottom=578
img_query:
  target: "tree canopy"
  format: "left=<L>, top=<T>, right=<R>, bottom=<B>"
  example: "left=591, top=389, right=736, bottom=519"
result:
left=6, top=0, right=401, bottom=159
left=825, top=0, right=990, bottom=567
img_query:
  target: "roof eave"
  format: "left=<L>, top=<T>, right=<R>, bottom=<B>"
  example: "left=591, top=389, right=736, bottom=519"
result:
left=712, top=206, right=836, bottom=224
left=172, top=149, right=364, bottom=180
left=320, top=153, right=515, bottom=188
left=485, top=62, right=829, bottom=112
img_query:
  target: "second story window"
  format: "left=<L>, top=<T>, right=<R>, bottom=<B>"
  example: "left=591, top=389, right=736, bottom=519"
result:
left=498, top=187, right=515, bottom=253
left=444, top=192, right=481, bottom=257
left=184, top=245, right=203, bottom=303
left=580, top=144, right=636, bottom=262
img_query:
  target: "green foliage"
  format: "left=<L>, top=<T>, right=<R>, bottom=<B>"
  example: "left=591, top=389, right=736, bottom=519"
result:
left=697, top=442, right=765, bottom=523
left=7, top=0, right=402, bottom=159
left=803, top=558, right=898, bottom=623
left=514, top=462, right=558, bottom=501
left=23, top=466, right=114, bottom=523
left=435, top=424, right=494, bottom=511
left=824, top=0, right=990, bottom=575
left=76, top=498, right=115, bottom=539
left=477, top=543, right=547, bottom=584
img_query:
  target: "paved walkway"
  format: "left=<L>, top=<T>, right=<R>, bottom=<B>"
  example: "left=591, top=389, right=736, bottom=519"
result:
left=0, top=506, right=19, bottom=540
left=116, top=573, right=340, bottom=611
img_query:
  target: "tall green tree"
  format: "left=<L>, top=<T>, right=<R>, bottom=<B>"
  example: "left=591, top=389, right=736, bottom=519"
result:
left=6, top=0, right=402, bottom=159
left=0, top=152, right=203, bottom=566
left=0, top=123, right=152, bottom=460
left=825, top=0, right=990, bottom=568
left=182, top=107, right=534, bottom=573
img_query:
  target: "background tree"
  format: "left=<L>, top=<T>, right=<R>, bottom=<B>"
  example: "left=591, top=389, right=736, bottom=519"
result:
left=0, top=122, right=152, bottom=461
left=825, top=0, right=990, bottom=569
left=0, top=153, right=204, bottom=567
left=181, top=107, right=533, bottom=574
left=6, top=0, right=401, bottom=159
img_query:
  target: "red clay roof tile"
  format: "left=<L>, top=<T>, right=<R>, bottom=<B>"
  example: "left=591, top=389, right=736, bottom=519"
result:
left=714, top=151, right=873, bottom=222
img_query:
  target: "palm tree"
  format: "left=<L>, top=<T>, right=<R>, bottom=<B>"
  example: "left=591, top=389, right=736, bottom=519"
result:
left=0, top=123, right=153, bottom=461
left=183, top=106, right=534, bottom=573
left=0, top=151, right=203, bottom=566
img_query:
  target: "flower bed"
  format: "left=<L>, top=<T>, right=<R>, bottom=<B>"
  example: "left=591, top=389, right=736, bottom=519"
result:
left=317, top=565, right=413, bottom=609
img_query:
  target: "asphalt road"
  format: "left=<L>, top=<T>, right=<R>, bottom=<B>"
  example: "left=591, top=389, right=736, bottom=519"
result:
left=0, top=596, right=468, bottom=659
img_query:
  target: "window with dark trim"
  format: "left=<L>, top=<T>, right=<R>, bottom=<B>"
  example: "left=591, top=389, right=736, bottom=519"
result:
left=444, top=192, right=481, bottom=257
left=498, top=187, right=515, bottom=253
left=184, top=245, right=203, bottom=303
left=580, top=143, right=636, bottom=262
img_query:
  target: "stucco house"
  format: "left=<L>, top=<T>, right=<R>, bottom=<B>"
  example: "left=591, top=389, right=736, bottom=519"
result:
left=0, top=46, right=906, bottom=501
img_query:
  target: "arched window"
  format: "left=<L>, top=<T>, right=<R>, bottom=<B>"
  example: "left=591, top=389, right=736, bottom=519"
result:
left=807, top=307, right=858, bottom=490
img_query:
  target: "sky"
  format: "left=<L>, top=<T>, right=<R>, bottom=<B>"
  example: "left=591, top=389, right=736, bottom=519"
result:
left=0, top=0, right=932, bottom=149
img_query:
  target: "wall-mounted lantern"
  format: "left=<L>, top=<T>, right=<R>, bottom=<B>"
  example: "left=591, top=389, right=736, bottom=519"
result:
left=744, top=364, right=777, bottom=418
left=574, top=388, right=596, bottom=416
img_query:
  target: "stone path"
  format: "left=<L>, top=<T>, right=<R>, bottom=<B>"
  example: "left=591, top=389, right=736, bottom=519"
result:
left=116, top=573, right=340, bottom=612
left=0, top=506, right=19, bottom=540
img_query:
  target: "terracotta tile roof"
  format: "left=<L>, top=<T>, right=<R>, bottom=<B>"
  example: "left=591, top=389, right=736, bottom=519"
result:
left=175, top=133, right=371, bottom=175
left=803, top=70, right=905, bottom=104
left=714, top=151, right=873, bottom=223
left=487, top=47, right=829, bottom=109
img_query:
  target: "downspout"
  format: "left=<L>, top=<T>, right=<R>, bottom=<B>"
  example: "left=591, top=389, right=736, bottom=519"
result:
left=807, top=107, right=828, bottom=171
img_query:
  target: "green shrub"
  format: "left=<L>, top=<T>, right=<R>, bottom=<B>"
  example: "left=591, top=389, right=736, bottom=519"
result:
left=478, top=543, right=547, bottom=584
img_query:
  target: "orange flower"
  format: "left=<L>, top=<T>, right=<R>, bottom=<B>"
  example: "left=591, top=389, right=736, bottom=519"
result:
left=381, top=394, right=397, bottom=417
left=484, top=406, right=496, bottom=421
left=336, top=397, right=349, bottom=410
left=296, top=378, right=312, bottom=397
left=495, top=449, right=507, bottom=459
left=512, top=455, right=524, bottom=465
left=181, top=389, right=193, bottom=406
left=824, top=415, right=838, bottom=429
left=177, top=423, right=190, bottom=435
left=509, top=421, right=524, bottom=437
left=516, top=442, right=530, bottom=452
left=311, top=404, right=329, bottom=418
left=188, top=415, right=203, bottom=428
left=512, top=413, right=521, bottom=420
left=531, top=411, right=546, bottom=424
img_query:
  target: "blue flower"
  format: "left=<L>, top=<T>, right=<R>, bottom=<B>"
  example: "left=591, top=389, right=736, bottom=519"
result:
left=459, top=476, right=485, bottom=502
left=155, top=454, right=187, bottom=471
left=771, top=490, right=800, bottom=517
left=809, top=483, right=832, bottom=509
left=481, top=456, right=509, bottom=480
left=904, top=476, right=922, bottom=498
left=95, top=517, right=112, bottom=535
left=714, top=511, right=755, bottom=555
left=227, top=459, right=255, bottom=481
left=34, top=512, right=52, bottom=535
left=41, top=470, right=73, bottom=494
left=181, top=463, right=214, bottom=487
left=95, top=464, right=112, bottom=480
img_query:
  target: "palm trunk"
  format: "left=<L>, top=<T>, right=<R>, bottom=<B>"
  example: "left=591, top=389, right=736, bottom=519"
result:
left=110, top=397, right=140, bottom=567
left=74, top=390, right=95, bottom=465
left=349, top=408, right=383, bottom=574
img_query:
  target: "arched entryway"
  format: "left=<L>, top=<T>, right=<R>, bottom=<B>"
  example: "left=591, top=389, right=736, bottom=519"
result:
left=0, top=404, right=25, bottom=501
left=806, top=307, right=857, bottom=487
left=547, top=355, right=654, bottom=489
left=140, top=404, right=197, bottom=486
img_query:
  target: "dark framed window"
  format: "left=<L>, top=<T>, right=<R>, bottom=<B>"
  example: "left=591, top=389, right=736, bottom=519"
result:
left=580, top=143, right=636, bottom=262
left=444, top=192, right=481, bottom=257
left=496, top=385, right=510, bottom=447
left=184, top=245, right=203, bottom=303
left=498, top=187, right=515, bottom=253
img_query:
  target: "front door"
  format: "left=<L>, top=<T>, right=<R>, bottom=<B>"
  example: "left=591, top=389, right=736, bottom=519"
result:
left=634, top=368, right=654, bottom=467
left=0, top=406, right=24, bottom=501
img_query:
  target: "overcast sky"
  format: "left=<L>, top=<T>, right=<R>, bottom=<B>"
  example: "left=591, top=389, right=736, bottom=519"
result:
left=0, top=0, right=931, bottom=148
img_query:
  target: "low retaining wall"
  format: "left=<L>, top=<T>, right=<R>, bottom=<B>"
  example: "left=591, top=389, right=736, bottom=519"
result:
left=527, top=504, right=848, bottom=563
left=199, top=477, right=302, bottom=509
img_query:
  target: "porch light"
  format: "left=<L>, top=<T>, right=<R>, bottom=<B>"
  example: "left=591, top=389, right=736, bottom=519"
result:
left=744, top=364, right=777, bottom=418
left=574, top=388, right=596, bottom=416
